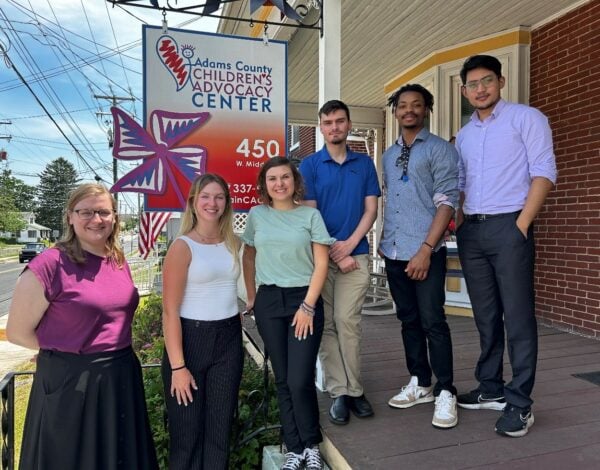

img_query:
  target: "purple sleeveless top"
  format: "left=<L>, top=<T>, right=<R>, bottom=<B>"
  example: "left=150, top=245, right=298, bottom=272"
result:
left=26, top=247, right=139, bottom=354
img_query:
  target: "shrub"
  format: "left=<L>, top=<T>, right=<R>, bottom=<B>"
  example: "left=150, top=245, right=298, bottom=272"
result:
left=229, top=358, right=280, bottom=469
left=132, top=294, right=169, bottom=469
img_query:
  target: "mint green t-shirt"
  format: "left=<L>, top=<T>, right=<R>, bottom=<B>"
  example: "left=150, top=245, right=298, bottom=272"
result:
left=242, top=204, right=335, bottom=287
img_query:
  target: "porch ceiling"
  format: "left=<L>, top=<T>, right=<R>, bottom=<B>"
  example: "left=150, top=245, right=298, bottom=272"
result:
left=219, top=0, right=583, bottom=110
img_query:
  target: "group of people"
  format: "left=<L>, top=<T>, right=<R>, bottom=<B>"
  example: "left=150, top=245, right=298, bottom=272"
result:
left=378, top=54, right=556, bottom=439
left=379, top=54, right=556, bottom=438
left=7, top=53, right=556, bottom=470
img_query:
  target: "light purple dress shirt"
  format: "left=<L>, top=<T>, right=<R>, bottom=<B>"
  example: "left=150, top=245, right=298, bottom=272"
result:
left=456, top=99, right=557, bottom=215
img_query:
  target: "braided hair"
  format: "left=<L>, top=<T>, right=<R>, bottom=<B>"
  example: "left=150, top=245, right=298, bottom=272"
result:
left=387, top=84, right=434, bottom=112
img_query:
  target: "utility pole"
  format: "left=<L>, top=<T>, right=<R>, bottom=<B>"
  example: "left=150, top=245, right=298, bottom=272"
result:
left=0, top=120, right=11, bottom=162
left=0, top=120, right=12, bottom=142
left=93, top=94, right=135, bottom=204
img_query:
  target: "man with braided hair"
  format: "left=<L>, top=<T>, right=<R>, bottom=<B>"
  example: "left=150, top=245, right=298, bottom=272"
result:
left=380, top=84, right=459, bottom=429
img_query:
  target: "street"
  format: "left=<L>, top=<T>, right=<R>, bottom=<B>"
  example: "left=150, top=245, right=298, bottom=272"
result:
left=0, top=260, right=23, bottom=317
left=1, top=234, right=138, bottom=318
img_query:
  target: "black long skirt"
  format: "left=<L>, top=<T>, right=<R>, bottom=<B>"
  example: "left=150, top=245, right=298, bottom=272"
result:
left=19, top=347, right=159, bottom=470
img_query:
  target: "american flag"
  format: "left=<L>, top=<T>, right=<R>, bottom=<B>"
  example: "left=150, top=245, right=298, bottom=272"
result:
left=139, top=211, right=170, bottom=259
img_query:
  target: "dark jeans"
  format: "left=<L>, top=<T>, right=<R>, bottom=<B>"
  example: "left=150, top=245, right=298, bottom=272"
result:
left=384, top=248, right=456, bottom=396
left=254, top=285, right=324, bottom=454
left=457, top=212, right=537, bottom=408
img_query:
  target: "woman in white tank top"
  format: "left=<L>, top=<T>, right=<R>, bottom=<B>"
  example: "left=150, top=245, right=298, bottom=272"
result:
left=161, top=174, right=243, bottom=470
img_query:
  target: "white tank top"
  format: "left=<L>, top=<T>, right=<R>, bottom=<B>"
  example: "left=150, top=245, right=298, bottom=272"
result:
left=178, top=235, right=240, bottom=321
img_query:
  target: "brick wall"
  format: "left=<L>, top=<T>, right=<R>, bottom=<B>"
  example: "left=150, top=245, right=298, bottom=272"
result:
left=289, top=126, right=316, bottom=161
left=287, top=126, right=373, bottom=161
left=347, top=138, right=369, bottom=155
left=530, top=0, right=600, bottom=337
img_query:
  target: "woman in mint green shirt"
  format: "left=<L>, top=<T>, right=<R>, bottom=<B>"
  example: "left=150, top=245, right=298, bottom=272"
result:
left=242, top=157, right=334, bottom=470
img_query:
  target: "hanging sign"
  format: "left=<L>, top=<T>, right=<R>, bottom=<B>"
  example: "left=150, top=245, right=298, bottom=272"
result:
left=114, top=25, right=287, bottom=212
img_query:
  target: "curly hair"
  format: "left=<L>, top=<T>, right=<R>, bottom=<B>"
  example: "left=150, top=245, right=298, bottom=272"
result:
left=387, top=83, right=434, bottom=112
left=256, top=157, right=304, bottom=205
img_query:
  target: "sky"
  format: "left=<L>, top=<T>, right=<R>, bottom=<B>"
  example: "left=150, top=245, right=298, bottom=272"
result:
left=0, top=0, right=219, bottom=214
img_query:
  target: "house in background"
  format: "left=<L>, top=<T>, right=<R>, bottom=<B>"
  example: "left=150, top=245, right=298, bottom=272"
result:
left=15, top=212, right=51, bottom=243
left=219, top=0, right=600, bottom=337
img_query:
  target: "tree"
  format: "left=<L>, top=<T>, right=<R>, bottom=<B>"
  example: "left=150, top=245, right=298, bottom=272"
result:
left=36, top=158, right=80, bottom=236
left=0, top=193, right=26, bottom=234
left=0, top=169, right=38, bottom=212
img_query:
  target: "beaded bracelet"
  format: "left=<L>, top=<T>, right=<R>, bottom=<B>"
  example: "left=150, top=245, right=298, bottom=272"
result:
left=171, top=364, right=186, bottom=372
left=422, top=241, right=434, bottom=251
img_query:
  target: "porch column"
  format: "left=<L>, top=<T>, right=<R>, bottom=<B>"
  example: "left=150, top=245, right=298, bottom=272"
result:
left=315, top=0, right=342, bottom=391
left=316, top=0, right=341, bottom=149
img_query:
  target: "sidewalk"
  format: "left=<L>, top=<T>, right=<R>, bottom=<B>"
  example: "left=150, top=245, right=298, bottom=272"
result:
left=0, top=315, right=35, bottom=378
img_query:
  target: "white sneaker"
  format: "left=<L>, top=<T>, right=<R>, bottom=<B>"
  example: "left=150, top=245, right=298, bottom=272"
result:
left=432, top=390, right=458, bottom=429
left=388, top=376, right=434, bottom=409
left=281, top=451, right=305, bottom=470
left=304, top=445, right=323, bottom=470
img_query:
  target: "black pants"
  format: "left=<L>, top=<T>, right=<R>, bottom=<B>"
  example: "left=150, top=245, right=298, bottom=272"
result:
left=162, top=315, right=243, bottom=470
left=457, top=212, right=537, bottom=408
left=254, top=285, right=324, bottom=455
left=385, top=248, right=456, bottom=396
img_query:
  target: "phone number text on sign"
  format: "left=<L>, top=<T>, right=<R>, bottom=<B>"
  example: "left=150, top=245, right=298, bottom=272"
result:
left=229, top=183, right=260, bottom=207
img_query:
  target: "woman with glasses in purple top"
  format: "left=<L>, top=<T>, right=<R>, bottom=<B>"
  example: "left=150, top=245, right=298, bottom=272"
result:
left=7, top=183, right=158, bottom=470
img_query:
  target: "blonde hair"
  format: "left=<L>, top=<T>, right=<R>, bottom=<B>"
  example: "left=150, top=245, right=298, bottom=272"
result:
left=179, top=174, right=241, bottom=264
left=55, top=183, right=125, bottom=266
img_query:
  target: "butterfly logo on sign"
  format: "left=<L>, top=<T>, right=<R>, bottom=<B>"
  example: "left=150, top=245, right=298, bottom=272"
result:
left=110, top=107, right=210, bottom=209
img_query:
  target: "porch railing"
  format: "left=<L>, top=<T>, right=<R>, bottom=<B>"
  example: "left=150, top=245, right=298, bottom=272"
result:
left=0, top=327, right=279, bottom=470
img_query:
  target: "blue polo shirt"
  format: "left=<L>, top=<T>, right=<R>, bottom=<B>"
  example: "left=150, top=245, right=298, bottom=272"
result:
left=299, top=146, right=381, bottom=256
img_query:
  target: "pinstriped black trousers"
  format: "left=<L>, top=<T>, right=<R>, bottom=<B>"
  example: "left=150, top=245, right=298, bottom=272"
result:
left=162, top=315, right=243, bottom=470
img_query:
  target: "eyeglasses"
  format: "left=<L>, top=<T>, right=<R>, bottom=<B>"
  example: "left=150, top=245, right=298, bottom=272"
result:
left=464, top=75, right=496, bottom=91
left=73, top=209, right=115, bottom=220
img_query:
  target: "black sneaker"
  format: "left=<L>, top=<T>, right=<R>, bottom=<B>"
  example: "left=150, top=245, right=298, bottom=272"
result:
left=495, top=405, right=534, bottom=437
left=457, top=389, right=506, bottom=410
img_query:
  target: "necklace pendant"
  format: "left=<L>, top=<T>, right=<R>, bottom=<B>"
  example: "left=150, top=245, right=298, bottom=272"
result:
left=402, top=174, right=409, bottom=182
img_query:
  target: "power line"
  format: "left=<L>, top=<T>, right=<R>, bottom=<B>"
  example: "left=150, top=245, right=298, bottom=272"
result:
left=1, top=106, right=99, bottom=120
left=79, top=0, right=111, bottom=93
left=0, top=42, right=105, bottom=182
left=6, top=0, right=143, bottom=62
left=0, top=8, right=108, bottom=173
left=0, top=10, right=142, bottom=97
left=104, top=0, right=137, bottom=118
left=94, top=93, right=136, bottom=202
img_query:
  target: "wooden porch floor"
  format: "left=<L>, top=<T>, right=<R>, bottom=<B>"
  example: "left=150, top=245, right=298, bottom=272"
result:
left=315, top=314, right=600, bottom=469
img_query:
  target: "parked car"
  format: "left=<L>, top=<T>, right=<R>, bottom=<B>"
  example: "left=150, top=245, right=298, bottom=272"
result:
left=19, top=243, right=46, bottom=263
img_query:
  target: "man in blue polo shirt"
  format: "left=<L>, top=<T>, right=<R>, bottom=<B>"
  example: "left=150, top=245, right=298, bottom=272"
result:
left=300, top=100, right=381, bottom=425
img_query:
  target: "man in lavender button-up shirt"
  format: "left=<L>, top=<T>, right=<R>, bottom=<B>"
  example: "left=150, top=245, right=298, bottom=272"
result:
left=455, top=55, right=557, bottom=438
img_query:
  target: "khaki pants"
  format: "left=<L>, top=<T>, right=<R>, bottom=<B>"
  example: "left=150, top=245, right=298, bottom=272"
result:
left=319, top=254, right=370, bottom=398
